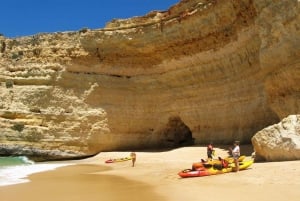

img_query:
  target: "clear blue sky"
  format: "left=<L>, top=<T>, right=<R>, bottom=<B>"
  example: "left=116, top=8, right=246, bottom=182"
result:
left=0, top=0, right=179, bottom=38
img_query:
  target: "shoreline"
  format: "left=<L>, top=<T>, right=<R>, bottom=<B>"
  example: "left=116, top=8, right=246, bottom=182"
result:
left=0, top=160, right=74, bottom=187
left=1, top=145, right=300, bottom=201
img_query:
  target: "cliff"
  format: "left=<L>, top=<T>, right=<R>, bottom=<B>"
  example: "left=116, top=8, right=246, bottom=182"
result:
left=0, top=0, right=299, bottom=160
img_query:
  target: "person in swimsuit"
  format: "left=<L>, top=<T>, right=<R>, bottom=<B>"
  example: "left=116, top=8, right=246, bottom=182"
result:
left=130, top=152, right=136, bottom=167
left=207, top=142, right=214, bottom=160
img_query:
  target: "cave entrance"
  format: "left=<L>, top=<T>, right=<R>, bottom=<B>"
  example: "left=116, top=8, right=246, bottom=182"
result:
left=160, top=116, right=194, bottom=148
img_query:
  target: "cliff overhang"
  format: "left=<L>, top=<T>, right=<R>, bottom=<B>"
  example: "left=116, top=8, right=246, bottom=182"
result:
left=0, top=0, right=299, bottom=160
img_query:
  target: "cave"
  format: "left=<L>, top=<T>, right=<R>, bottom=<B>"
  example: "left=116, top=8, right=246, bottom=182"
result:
left=160, top=116, right=194, bottom=148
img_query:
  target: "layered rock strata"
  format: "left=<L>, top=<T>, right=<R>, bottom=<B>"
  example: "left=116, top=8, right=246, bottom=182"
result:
left=0, top=0, right=299, bottom=160
left=252, top=115, right=300, bottom=161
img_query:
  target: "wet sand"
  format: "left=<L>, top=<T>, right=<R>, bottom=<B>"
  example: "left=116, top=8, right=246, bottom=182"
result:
left=1, top=164, right=163, bottom=201
left=1, top=145, right=300, bottom=201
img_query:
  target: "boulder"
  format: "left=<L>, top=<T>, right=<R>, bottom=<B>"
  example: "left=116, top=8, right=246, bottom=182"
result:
left=251, top=115, right=300, bottom=161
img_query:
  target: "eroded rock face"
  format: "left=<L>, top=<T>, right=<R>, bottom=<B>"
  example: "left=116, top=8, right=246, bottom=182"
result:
left=251, top=115, right=300, bottom=161
left=0, top=0, right=300, bottom=160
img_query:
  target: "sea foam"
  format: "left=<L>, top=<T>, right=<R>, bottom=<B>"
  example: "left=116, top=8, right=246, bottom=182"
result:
left=0, top=157, right=72, bottom=186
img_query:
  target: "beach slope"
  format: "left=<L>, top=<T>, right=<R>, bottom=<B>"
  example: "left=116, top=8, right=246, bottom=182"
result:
left=1, top=145, right=300, bottom=201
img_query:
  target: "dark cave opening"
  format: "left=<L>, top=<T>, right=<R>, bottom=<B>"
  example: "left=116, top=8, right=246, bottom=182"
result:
left=160, top=116, right=194, bottom=148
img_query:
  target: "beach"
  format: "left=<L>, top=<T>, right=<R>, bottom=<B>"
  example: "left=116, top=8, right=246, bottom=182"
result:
left=1, top=145, right=300, bottom=201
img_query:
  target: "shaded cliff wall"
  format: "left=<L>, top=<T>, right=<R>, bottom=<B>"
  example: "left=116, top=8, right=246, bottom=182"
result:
left=0, top=0, right=299, bottom=159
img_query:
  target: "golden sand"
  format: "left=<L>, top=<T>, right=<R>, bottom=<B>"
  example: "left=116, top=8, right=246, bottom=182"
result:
left=1, top=145, right=300, bottom=201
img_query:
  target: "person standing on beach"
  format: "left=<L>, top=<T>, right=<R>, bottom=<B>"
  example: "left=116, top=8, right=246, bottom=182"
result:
left=130, top=152, right=136, bottom=167
left=207, top=142, right=214, bottom=160
left=230, top=141, right=240, bottom=172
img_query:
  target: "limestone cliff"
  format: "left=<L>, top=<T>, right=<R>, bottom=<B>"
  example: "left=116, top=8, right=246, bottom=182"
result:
left=0, top=0, right=299, bottom=160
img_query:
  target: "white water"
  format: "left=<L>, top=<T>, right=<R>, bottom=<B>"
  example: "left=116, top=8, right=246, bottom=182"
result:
left=0, top=158, right=73, bottom=187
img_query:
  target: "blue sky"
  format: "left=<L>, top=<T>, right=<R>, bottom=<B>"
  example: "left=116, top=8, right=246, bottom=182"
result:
left=0, top=0, right=179, bottom=38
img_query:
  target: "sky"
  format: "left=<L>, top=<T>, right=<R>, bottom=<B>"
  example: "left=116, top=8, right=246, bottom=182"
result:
left=0, top=0, right=180, bottom=38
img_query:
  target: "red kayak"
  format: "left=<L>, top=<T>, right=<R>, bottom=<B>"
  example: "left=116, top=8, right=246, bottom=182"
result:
left=178, top=168, right=210, bottom=178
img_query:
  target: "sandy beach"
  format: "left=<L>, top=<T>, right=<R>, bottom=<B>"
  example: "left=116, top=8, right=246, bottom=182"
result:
left=1, top=145, right=300, bottom=201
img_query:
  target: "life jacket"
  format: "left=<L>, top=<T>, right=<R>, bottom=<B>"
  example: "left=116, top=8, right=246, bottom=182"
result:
left=221, top=159, right=228, bottom=168
left=207, top=144, right=213, bottom=151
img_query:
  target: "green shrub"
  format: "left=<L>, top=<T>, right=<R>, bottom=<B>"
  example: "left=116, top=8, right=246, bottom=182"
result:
left=33, top=48, right=41, bottom=56
left=79, top=27, right=89, bottom=33
left=29, top=107, right=41, bottom=113
left=18, top=51, right=23, bottom=56
left=11, top=123, right=24, bottom=132
left=24, top=132, right=43, bottom=142
left=5, top=80, right=14, bottom=88
left=1, top=41, right=6, bottom=53
left=11, top=53, right=19, bottom=60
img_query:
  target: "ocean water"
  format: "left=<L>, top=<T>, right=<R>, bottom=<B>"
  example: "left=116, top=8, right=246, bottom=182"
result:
left=0, top=156, right=72, bottom=186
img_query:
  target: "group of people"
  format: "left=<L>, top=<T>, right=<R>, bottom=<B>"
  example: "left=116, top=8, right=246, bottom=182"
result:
left=207, top=141, right=240, bottom=172
left=129, top=141, right=240, bottom=170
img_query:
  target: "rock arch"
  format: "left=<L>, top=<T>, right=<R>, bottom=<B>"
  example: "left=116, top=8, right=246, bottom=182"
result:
left=157, top=116, right=194, bottom=148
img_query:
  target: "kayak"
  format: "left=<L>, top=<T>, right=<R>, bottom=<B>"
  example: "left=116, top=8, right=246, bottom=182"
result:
left=179, top=159, right=253, bottom=178
left=192, top=155, right=246, bottom=170
left=178, top=159, right=253, bottom=178
left=105, top=157, right=132, bottom=163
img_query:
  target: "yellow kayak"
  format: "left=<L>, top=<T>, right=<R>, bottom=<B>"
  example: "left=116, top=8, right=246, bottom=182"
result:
left=179, top=159, right=254, bottom=178
left=105, top=157, right=132, bottom=163
left=224, top=155, right=246, bottom=163
left=206, top=159, right=254, bottom=175
left=193, top=155, right=246, bottom=170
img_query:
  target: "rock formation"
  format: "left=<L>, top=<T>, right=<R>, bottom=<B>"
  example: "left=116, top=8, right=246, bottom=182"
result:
left=252, top=115, right=300, bottom=161
left=0, top=0, right=299, bottom=160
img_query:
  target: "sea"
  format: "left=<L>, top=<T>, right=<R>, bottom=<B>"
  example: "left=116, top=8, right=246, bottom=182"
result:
left=0, top=156, right=72, bottom=187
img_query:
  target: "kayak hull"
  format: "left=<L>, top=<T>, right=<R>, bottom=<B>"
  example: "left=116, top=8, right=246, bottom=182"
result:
left=179, top=160, right=253, bottom=178
left=192, top=155, right=246, bottom=170
left=105, top=157, right=132, bottom=163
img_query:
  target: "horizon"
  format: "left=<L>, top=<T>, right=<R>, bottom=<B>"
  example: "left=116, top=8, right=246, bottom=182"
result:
left=0, top=0, right=179, bottom=38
